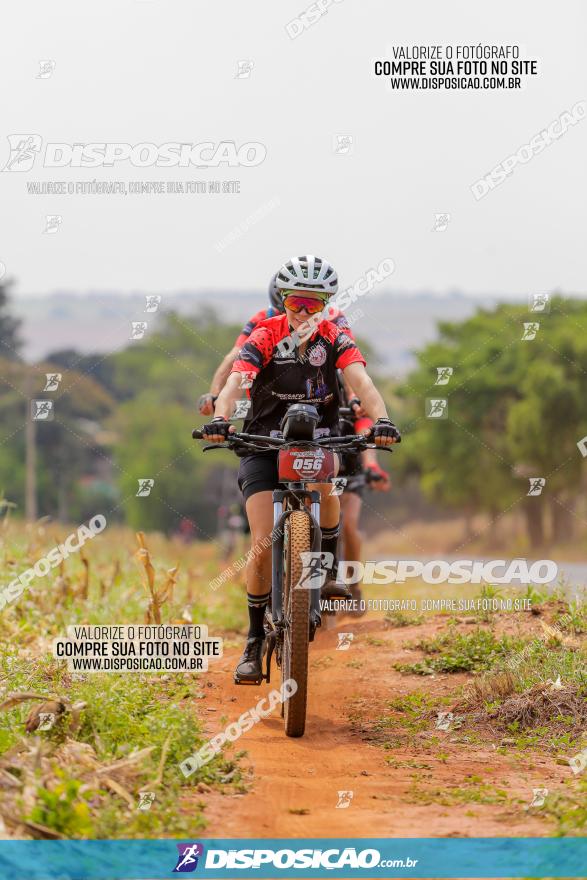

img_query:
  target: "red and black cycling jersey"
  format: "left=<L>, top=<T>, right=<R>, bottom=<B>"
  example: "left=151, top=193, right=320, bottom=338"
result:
left=231, top=313, right=365, bottom=437
left=234, top=305, right=353, bottom=348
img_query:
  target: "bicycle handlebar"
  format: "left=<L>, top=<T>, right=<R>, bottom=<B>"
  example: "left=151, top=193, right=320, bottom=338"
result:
left=191, top=427, right=394, bottom=454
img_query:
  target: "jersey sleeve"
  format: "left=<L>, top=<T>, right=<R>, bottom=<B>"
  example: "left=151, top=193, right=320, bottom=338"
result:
left=231, top=325, right=274, bottom=376
left=233, top=309, right=267, bottom=348
left=334, top=331, right=366, bottom=371
left=234, top=329, right=251, bottom=348
left=354, top=417, right=373, bottom=434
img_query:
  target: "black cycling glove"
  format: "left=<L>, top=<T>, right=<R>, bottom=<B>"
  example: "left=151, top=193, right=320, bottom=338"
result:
left=372, top=418, right=401, bottom=443
left=202, top=417, right=232, bottom=440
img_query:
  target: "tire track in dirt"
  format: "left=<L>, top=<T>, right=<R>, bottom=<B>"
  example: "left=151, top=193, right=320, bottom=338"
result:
left=197, top=613, right=563, bottom=838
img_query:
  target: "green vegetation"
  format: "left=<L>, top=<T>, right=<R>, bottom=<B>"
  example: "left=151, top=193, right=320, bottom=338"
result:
left=374, top=691, right=450, bottom=736
left=394, top=625, right=526, bottom=675
left=29, top=775, right=96, bottom=837
left=406, top=776, right=511, bottom=807
left=384, top=609, right=424, bottom=627
left=0, top=278, right=22, bottom=358
left=553, top=599, right=587, bottom=635
left=540, top=779, right=587, bottom=836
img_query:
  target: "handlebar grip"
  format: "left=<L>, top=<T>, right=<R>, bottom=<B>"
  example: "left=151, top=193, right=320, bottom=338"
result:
left=370, top=431, right=402, bottom=444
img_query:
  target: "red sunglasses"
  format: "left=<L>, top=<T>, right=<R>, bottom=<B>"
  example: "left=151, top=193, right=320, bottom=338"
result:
left=282, top=293, right=328, bottom=315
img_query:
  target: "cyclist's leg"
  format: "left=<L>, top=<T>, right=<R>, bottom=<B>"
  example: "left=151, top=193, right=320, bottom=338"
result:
left=341, top=491, right=363, bottom=572
left=308, top=482, right=350, bottom=598
left=340, top=490, right=366, bottom=614
left=235, top=454, right=278, bottom=682
left=310, top=482, right=339, bottom=527
left=244, top=491, right=273, bottom=604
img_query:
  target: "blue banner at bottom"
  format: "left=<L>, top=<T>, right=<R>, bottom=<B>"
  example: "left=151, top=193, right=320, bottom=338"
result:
left=0, top=837, right=584, bottom=879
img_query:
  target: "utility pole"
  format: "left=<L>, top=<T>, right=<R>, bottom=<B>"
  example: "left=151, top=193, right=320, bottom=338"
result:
left=24, top=368, right=37, bottom=521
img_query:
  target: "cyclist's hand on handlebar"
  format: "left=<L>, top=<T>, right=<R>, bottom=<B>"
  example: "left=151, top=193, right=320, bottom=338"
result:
left=365, top=463, right=391, bottom=491
left=198, top=393, right=217, bottom=416
left=201, top=417, right=235, bottom=443
left=372, top=418, right=401, bottom=447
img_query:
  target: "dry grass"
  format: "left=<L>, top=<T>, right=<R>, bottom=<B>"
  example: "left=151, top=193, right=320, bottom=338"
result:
left=459, top=678, right=587, bottom=734
left=134, top=531, right=179, bottom=624
left=464, top=671, right=518, bottom=704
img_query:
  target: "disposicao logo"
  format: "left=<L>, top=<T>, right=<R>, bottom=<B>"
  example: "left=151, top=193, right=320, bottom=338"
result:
left=173, top=843, right=204, bottom=872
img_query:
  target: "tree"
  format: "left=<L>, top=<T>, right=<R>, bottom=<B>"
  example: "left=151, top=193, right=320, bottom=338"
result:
left=108, top=308, right=243, bottom=534
left=0, top=357, right=116, bottom=521
left=0, top=279, right=22, bottom=360
left=399, top=297, right=587, bottom=548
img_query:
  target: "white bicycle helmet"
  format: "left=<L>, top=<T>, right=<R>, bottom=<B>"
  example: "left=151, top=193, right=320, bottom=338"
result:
left=275, top=255, right=338, bottom=297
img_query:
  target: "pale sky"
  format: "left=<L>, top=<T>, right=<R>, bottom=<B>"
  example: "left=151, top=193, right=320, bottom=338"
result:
left=1, top=0, right=585, bottom=297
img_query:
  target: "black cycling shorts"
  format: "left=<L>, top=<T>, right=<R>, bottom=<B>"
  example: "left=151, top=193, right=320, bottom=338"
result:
left=343, top=477, right=364, bottom=498
left=338, top=451, right=364, bottom=497
left=238, top=452, right=280, bottom=502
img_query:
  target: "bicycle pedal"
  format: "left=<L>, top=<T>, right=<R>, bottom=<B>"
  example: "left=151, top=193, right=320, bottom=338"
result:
left=309, top=612, right=322, bottom=642
left=233, top=674, right=263, bottom=686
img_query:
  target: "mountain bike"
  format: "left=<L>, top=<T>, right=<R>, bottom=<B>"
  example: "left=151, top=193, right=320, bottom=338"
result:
left=193, top=403, right=393, bottom=737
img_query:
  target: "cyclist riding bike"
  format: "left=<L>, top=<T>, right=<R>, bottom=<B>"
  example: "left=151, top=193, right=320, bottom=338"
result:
left=198, top=272, right=354, bottom=416
left=199, top=271, right=381, bottom=585
left=201, top=255, right=401, bottom=684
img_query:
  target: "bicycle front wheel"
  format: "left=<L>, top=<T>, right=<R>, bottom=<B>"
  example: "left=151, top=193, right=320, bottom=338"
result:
left=282, top=510, right=311, bottom=737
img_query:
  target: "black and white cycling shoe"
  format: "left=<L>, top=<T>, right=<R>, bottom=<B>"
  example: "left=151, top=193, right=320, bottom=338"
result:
left=234, top=636, right=266, bottom=685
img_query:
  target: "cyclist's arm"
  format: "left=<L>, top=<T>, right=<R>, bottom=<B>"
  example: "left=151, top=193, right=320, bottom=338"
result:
left=210, top=346, right=241, bottom=396
left=341, top=362, right=389, bottom=422
left=208, top=308, right=266, bottom=397
left=361, top=448, right=378, bottom=467
left=213, top=372, right=243, bottom=420
left=340, top=372, right=362, bottom=411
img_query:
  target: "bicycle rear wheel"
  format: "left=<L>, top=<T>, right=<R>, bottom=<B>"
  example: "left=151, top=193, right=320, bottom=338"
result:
left=282, top=510, right=311, bottom=737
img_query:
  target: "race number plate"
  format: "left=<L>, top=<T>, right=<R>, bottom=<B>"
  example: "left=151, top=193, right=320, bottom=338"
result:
left=278, top=447, right=335, bottom=482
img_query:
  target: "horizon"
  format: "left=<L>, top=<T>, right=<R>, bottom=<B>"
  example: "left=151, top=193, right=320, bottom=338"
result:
left=8, top=287, right=587, bottom=300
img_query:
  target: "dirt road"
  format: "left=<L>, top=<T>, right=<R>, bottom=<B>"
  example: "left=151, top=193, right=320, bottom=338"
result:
left=197, top=612, right=562, bottom=838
